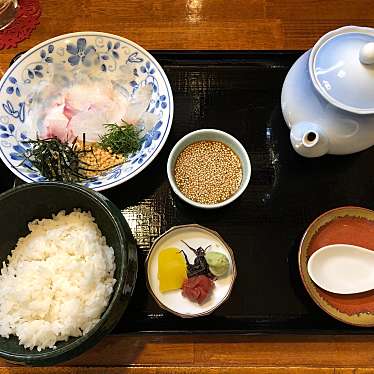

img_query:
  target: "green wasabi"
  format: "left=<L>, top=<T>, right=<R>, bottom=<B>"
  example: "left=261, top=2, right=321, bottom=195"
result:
left=205, top=251, right=229, bottom=277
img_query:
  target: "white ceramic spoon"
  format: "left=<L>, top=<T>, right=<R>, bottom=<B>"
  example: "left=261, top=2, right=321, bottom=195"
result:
left=307, top=244, right=374, bottom=294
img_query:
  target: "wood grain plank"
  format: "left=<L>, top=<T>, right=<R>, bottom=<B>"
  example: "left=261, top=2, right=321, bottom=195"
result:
left=0, top=369, right=157, bottom=374
left=265, top=0, right=374, bottom=19
left=63, top=335, right=195, bottom=367
left=88, top=0, right=265, bottom=22
left=0, top=368, right=347, bottom=374
left=151, top=369, right=337, bottom=374
left=2, top=0, right=374, bottom=73
left=192, top=335, right=374, bottom=368
left=0, top=335, right=371, bottom=368
left=280, top=19, right=374, bottom=49
left=0, top=19, right=284, bottom=74
left=0, top=0, right=267, bottom=73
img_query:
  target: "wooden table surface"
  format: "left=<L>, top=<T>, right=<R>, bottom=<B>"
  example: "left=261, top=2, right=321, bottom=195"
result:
left=2, top=0, right=374, bottom=372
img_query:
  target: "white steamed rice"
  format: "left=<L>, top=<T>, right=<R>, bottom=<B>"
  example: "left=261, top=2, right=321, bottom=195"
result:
left=0, top=210, right=116, bottom=351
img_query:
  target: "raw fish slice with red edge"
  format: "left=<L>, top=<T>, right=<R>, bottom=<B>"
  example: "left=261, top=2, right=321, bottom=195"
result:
left=42, top=104, right=74, bottom=142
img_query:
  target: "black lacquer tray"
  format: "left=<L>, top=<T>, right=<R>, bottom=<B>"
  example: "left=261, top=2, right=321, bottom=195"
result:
left=2, top=51, right=374, bottom=335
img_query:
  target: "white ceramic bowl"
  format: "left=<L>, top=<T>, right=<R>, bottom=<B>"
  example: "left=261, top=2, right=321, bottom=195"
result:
left=145, top=224, right=237, bottom=318
left=167, top=129, right=251, bottom=209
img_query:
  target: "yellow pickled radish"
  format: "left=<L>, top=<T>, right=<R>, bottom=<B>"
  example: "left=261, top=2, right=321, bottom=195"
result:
left=158, top=247, right=187, bottom=292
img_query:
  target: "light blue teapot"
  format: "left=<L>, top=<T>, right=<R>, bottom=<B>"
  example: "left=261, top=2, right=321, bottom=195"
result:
left=282, top=26, right=374, bottom=157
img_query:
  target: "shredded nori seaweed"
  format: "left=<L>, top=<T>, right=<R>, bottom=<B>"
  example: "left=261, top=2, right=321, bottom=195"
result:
left=21, top=136, right=99, bottom=182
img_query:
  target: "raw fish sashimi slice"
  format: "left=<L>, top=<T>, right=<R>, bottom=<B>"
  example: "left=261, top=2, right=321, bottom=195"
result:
left=88, top=99, right=128, bottom=125
left=138, top=111, right=161, bottom=134
left=64, top=83, right=117, bottom=113
left=36, top=79, right=155, bottom=144
left=69, top=110, right=109, bottom=143
left=42, top=104, right=73, bottom=141
left=69, top=97, right=134, bottom=143
left=123, top=85, right=153, bottom=125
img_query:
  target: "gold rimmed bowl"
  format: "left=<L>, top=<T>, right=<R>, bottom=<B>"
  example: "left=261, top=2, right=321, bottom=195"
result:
left=299, top=206, right=374, bottom=326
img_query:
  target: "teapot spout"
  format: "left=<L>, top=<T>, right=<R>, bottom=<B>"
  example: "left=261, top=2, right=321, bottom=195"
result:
left=290, top=122, right=329, bottom=158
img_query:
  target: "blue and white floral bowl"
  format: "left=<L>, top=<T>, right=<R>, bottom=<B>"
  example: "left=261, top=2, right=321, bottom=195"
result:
left=0, top=32, right=173, bottom=191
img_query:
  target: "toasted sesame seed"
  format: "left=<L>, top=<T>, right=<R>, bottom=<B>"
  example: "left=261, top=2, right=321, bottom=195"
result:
left=174, top=140, right=242, bottom=204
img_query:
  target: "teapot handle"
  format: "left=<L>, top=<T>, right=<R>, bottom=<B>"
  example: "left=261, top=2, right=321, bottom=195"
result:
left=359, top=42, right=374, bottom=65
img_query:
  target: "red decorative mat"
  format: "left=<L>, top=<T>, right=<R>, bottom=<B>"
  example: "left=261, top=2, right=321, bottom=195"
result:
left=0, top=0, right=41, bottom=50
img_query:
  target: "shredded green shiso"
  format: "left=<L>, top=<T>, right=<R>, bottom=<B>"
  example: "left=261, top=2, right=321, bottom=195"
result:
left=98, top=121, right=142, bottom=156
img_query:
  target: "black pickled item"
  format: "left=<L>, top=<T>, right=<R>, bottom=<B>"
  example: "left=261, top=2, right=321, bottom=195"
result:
left=0, top=182, right=137, bottom=365
left=22, top=137, right=98, bottom=182
left=4, top=51, right=374, bottom=336
left=180, top=240, right=212, bottom=278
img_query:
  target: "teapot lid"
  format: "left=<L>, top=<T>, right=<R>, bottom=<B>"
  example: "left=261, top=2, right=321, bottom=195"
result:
left=309, top=26, right=374, bottom=114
